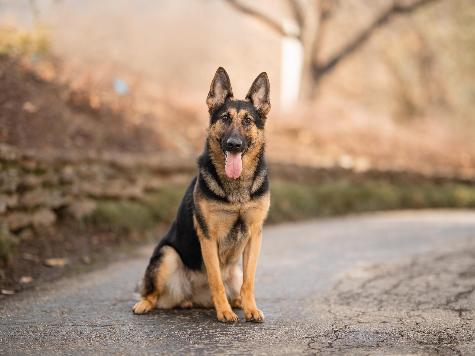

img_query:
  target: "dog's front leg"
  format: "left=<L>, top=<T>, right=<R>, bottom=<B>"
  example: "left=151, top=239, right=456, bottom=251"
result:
left=199, top=236, right=238, bottom=322
left=241, top=224, right=265, bottom=322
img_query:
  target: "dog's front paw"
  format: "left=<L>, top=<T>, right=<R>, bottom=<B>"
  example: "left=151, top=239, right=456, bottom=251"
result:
left=216, top=309, right=239, bottom=323
left=244, top=308, right=265, bottom=323
left=132, top=299, right=154, bottom=314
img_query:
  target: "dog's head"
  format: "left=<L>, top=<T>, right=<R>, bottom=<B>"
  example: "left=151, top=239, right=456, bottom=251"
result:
left=206, top=67, right=270, bottom=180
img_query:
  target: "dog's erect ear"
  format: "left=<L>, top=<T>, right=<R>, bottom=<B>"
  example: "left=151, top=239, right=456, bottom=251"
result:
left=246, top=72, right=270, bottom=116
left=206, top=67, right=233, bottom=112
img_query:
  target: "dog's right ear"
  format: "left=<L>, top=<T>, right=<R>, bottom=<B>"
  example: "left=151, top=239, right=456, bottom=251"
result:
left=206, top=67, right=233, bottom=112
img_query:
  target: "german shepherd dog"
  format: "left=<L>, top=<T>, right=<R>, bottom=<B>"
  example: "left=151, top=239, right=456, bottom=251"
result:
left=132, top=67, right=271, bottom=322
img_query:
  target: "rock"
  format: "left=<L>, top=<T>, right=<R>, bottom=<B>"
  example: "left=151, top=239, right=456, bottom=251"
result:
left=0, top=195, right=16, bottom=211
left=60, top=166, right=75, bottom=183
left=76, top=182, right=103, bottom=197
left=141, top=177, right=163, bottom=190
left=0, top=168, right=20, bottom=193
left=20, top=190, right=45, bottom=208
left=76, top=163, right=105, bottom=180
left=6, top=212, right=31, bottom=231
left=0, top=144, right=19, bottom=161
left=41, top=172, right=60, bottom=185
left=102, top=180, right=143, bottom=199
left=47, top=191, right=67, bottom=208
left=19, top=174, right=42, bottom=189
left=67, top=199, right=97, bottom=220
left=6, top=195, right=18, bottom=209
left=32, top=209, right=56, bottom=228
left=44, top=258, right=68, bottom=268
left=20, top=190, right=65, bottom=209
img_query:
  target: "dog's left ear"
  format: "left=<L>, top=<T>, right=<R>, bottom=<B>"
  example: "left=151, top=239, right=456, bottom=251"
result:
left=246, top=72, right=271, bottom=116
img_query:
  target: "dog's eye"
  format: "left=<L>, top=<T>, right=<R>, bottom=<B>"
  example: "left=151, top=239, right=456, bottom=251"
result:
left=243, top=116, right=253, bottom=126
left=221, top=114, right=232, bottom=124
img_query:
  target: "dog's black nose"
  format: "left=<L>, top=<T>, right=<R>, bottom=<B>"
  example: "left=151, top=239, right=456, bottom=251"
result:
left=226, top=137, right=243, bottom=152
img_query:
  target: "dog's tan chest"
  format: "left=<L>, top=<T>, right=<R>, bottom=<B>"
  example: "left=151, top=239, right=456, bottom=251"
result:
left=205, top=194, right=269, bottom=265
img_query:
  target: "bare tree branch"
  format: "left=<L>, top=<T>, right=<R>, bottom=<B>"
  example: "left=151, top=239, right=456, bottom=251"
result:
left=224, top=0, right=441, bottom=100
left=287, top=0, right=305, bottom=33
left=313, top=0, right=441, bottom=82
left=224, top=0, right=289, bottom=37
left=309, top=0, right=332, bottom=72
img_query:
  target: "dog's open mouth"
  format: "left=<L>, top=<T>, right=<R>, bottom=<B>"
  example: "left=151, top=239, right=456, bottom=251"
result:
left=225, top=151, right=242, bottom=179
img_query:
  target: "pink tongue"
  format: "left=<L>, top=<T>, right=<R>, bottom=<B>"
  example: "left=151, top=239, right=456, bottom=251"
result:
left=225, top=152, right=242, bottom=179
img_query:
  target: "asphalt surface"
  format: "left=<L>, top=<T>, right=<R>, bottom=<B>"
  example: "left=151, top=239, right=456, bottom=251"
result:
left=1, top=210, right=475, bottom=355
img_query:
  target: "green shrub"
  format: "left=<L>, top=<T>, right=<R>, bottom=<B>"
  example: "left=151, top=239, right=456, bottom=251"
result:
left=268, top=179, right=475, bottom=223
left=85, top=179, right=475, bottom=232
left=0, top=223, right=16, bottom=262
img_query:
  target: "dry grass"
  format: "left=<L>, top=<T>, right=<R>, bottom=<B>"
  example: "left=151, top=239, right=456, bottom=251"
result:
left=0, top=26, right=50, bottom=56
left=267, top=101, right=475, bottom=178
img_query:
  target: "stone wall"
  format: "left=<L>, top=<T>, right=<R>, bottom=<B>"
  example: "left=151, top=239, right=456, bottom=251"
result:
left=2, top=142, right=473, bottom=260
left=0, top=144, right=194, bottom=257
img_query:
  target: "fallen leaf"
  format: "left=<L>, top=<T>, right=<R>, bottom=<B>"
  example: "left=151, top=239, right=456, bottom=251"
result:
left=1, top=289, right=15, bottom=295
left=19, top=276, right=33, bottom=284
left=44, top=258, right=68, bottom=268
left=22, top=101, right=37, bottom=113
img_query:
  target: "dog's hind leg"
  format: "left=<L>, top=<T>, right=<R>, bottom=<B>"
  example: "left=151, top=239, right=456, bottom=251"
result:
left=133, top=246, right=183, bottom=314
left=132, top=246, right=163, bottom=314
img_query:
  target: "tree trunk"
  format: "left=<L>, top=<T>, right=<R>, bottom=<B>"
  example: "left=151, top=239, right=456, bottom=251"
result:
left=299, top=0, right=326, bottom=100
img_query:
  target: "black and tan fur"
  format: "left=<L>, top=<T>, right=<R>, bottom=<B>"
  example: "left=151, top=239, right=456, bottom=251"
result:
left=133, top=67, right=271, bottom=322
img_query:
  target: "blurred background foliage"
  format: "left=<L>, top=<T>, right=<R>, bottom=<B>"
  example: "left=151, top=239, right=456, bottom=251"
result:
left=2, top=0, right=473, bottom=120
left=0, top=25, right=49, bottom=56
left=1, top=0, right=475, bottom=173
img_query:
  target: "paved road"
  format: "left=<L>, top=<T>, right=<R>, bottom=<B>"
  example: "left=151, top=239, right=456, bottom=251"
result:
left=1, top=210, right=475, bottom=355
